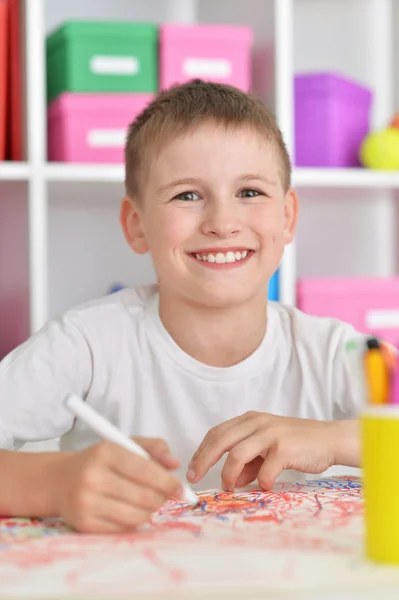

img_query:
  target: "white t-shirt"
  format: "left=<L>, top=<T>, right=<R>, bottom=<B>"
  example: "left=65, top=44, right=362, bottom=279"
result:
left=0, top=285, right=363, bottom=490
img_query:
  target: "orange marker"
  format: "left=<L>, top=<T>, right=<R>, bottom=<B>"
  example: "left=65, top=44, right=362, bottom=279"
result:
left=364, top=337, right=389, bottom=405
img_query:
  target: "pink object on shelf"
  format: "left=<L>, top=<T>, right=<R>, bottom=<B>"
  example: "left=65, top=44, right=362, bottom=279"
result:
left=47, top=92, right=154, bottom=163
left=294, top=72, right=373, bottom=168
left=297, top=277, right=399, bottom=347
left=390, top=355, right=399, bottom=404
left=159, top=24, right=253, bottom=92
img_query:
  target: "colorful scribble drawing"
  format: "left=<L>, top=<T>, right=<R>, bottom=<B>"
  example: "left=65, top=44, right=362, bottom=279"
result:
left=0, top=477, right=399, bottom=597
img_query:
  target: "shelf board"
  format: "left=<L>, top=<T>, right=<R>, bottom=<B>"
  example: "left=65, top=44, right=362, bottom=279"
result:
left=45, top=163, right=125, bottom=182
left=0, top=162, right=31, bottom=180
left=45, top=164, right=399, bottom=189
left=293, top=168, right=399, bottom=189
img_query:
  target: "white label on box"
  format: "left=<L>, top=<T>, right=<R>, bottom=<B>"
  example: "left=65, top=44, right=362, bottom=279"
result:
left=182, top=58, right=232, bottom=79
left=365, top=309, right=399, bottom=330
left=90, top=56, right=140, bottom=75
left=87, top=129, right=126, bottom=148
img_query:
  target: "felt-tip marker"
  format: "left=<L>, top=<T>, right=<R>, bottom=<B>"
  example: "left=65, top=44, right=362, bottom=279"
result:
left=364, top=337, right=389, bottom=405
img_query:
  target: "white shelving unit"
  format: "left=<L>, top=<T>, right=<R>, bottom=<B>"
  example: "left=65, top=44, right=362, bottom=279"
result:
left=0, top=0, right=398, bottom=358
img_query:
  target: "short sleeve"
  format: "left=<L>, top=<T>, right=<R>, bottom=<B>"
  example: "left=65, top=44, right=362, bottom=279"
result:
left=0, top=313, right=94, bottom=449
left=332, top=325, right=368, bottom=420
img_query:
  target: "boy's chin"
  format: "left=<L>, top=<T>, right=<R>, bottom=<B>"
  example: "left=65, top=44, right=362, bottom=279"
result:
left=192, top=286, right=266, bottom=309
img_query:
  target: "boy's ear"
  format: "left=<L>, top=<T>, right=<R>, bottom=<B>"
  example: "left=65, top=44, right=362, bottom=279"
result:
left=283, top=188, right=298, bottom=245
left=120, top=196, right=149, bottom=254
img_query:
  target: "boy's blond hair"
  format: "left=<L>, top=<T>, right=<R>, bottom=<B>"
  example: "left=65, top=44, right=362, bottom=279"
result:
left=125, top=79, right=291, bottom=199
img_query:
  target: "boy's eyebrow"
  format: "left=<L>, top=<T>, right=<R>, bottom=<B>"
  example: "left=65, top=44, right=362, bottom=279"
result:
left=158, top=178, right=201, bottom=194
left=238, top=174, right=278, bottom=186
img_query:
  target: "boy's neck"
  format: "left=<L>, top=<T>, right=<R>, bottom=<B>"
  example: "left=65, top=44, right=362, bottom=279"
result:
left=158, top=288, right=268, bottom=368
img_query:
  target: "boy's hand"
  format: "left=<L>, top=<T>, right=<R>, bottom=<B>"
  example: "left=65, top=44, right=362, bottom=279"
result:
left=52, top=437, right=182, bottom=533
left=187, top=412, right=359, bottom=491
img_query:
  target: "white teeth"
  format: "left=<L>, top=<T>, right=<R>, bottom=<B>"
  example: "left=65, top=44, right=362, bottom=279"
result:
left=215, top=252, right=226, bottom=264
left=193, top=250, right=251, bottom=263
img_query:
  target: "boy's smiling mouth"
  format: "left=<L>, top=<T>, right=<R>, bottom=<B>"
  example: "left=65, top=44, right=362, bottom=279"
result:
left=188, top=248, right=254, bottom=268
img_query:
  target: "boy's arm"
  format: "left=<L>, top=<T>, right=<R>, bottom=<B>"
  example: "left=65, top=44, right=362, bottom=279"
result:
left=187, top=412, right=360, bottom=492
left=0, top=450, right=69, bottom=517
left=332, top=418, right=360, bottom=467
left=0, top=313, right=184, bottom=532
left=0, top=440, right=182, bottom=530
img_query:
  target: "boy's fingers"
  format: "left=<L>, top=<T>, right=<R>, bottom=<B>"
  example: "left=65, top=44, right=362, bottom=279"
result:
left=234, top=456, right=264, bottom=489
left=221, top=435, right=270, bottom=491
left=189, top=420, right=257, bottom=483
left=111, top=449, right=181, bottom=498
left=133, top=437, right=169, bottom=456
left=257, top=451, right=283, bottom=491
left=100, top=471, right=167, bottom=513
left=76, top=517, right=126, bottom=534
left=156, top=453, right=181, bottom=470
left=96, top=496, right=152, bottom=530
left=190, top=413, right=251, bottom=465
left=133, top=437, right=180, bottom=470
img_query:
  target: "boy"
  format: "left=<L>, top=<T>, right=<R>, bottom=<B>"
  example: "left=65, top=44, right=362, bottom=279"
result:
left=0, top=80, right=361, bottom=533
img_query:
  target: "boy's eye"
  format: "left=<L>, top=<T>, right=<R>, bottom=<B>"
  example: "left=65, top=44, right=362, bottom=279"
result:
left=238, top=189, right=262, bottom=198
left=174, top=191, right=200, bottom=201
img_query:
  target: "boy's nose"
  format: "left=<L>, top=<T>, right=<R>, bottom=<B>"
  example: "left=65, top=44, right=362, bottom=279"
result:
left=201, top=203, right=242, bottom=238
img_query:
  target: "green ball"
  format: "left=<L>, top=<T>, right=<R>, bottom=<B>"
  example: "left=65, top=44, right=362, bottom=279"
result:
left=360, top=128, right=399, bottom=170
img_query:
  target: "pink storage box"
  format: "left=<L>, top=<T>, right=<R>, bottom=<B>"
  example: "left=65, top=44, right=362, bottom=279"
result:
left=48, top=92, right=154, bottom=163
left=297, top=278, right=399, bottom=347
left=159, top=24, right=253, bottom=92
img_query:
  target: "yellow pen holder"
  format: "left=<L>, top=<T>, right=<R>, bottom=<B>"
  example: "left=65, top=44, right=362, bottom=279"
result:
left=361, top=406, right=399, bottom=565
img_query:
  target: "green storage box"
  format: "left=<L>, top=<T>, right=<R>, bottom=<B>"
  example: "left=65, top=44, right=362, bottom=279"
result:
left=46, top=21, right=158, bottom=102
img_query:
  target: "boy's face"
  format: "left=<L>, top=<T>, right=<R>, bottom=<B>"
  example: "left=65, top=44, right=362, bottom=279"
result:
left=121, top=121, right=298, bottom=308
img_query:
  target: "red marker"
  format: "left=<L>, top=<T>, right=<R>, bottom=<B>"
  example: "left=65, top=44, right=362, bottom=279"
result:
left=390, top=354, right=399, bottom=405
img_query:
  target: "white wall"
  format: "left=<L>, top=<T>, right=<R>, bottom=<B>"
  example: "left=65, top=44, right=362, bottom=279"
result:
left=48, top=182, right=156, bottom=316
left=44, top=0, right=180, bottom=31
